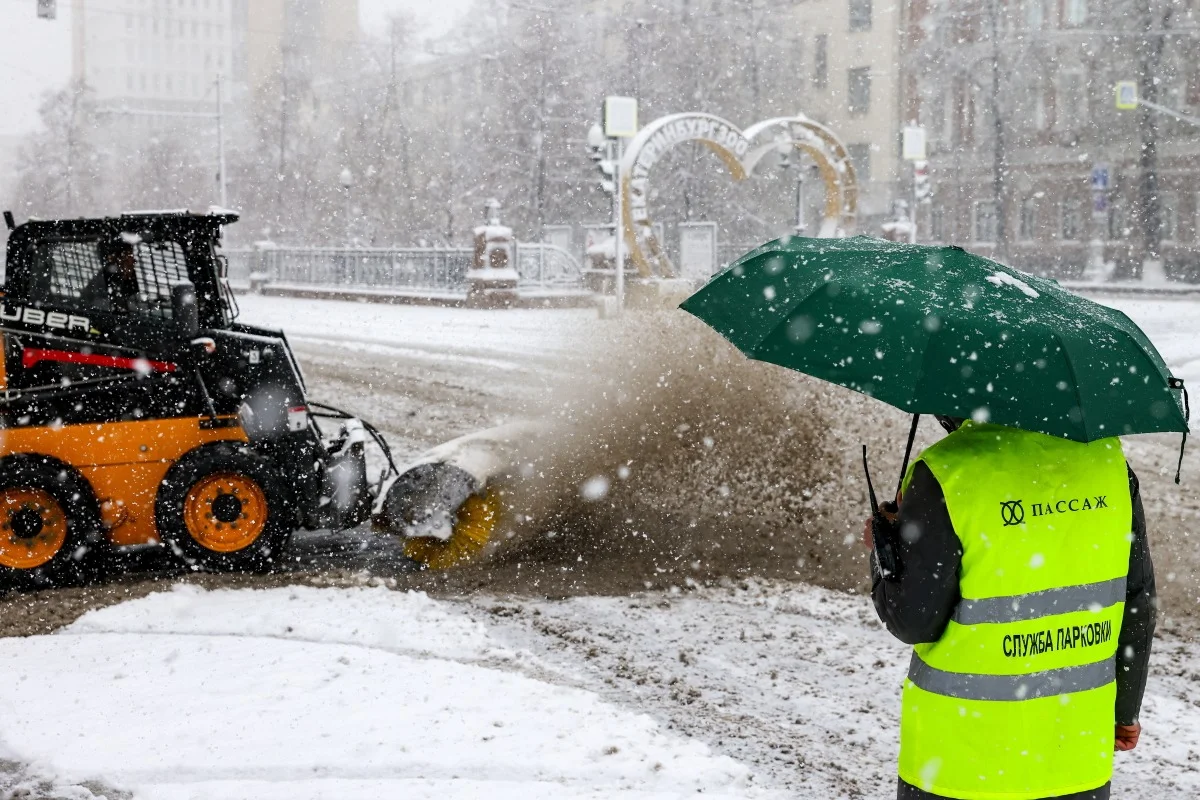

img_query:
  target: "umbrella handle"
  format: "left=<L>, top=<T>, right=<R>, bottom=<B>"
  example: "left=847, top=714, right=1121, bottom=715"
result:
left=1172, top=379, right=1189, bottom=485
left=862, top=445, right=879, bottom=515
left=895, top=414, right=922, bottom=501
left=863, top=445, right=902, bottom=580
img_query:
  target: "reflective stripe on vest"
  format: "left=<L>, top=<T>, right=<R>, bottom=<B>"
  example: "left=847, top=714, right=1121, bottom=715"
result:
left=952, top=576, right=1127, bottom=625
left=896, top=422, right=1132, bottom=800
left=908, top=652, right=1115, bottom=702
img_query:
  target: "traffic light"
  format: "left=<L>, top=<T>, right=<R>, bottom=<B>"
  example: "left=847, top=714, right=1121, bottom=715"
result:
left=587, top=123, right=616, bottom=194
left=913, top=160, right=931, bottom=202
left=597, top=158, right=615, bottom=194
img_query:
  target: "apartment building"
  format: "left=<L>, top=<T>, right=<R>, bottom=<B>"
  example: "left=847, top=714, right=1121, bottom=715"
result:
left=904, top=0, right=1200, bottom=281
left=70, top=0, right=358, bottom=121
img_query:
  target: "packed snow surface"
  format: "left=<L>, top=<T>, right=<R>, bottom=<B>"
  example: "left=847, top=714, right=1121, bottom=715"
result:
left=0, top=586, right=766, bottom=799
left=2, top=584, right=1197, bottom=798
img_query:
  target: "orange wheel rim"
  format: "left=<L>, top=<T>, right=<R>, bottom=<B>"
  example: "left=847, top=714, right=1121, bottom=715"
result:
left=0, top=488, right=68, bottom=570
left=183, top=473, right=268, bottom=553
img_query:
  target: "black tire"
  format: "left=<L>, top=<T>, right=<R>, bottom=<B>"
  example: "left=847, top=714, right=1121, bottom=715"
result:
left=0, top=455, right=103, bottom=591
left=156, top=442, right=291, bottom=573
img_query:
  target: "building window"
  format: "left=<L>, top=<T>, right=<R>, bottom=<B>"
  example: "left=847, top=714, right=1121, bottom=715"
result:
left=813, top=34, right=828, bottom=89
left=1161, top=193, right=1178, bottom=241
left=1024, top=0, right=1045, bottom=29
left=848, top=67, right=871, bottom=114
left=849, top=0, right=872, bottom=32
left=1058, top=71, right=1086, bottom=127
left=847, top=143, right=871, bottom=183
left=1033, top=89, right=1047, bottom=130
left=974, top=201, right=998, bottom=243
left=1019, top=197, right=1038, bottom=241
left=1109, top=203, right=1127, bottom=240
left=1061, top=199, right=1082, bottom=240
left=1065, top=0, right=1087, bottom=25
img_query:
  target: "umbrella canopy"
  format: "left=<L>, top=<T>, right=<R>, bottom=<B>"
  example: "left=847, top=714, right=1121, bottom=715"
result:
left=680, top=235, right=1188, bottom=444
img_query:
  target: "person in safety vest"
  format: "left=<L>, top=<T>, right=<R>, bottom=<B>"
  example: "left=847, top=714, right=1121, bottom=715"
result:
left=862, top=415, right=1156, bottom=800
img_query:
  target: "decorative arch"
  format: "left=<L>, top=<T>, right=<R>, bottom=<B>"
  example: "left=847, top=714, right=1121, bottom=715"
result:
left=618, top=112, right=858, bottom=278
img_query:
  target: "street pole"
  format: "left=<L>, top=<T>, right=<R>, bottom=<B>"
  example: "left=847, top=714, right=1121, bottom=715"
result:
left=911, top=178, right=919, bottom=244
left=339, top=168, right=354, bottom=248
left=794, top=172, right=806, bottom=235
left=613, top=137, right=625, bottom=314
left=1137, top=2, right=1164, bottom=281
left=216, top=73, right=227, bottom=208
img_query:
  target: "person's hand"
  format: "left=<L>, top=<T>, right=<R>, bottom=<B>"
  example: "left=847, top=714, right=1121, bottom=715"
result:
left=862, top=500, right=900, bottom=551
left=1115, top=723, right=1141, bottom=751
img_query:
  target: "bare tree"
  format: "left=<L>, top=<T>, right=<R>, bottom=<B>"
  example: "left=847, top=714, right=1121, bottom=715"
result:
left=14, top=81, right=100, bottom=217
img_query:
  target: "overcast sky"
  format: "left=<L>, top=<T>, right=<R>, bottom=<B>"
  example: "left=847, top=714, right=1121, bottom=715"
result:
left=0, top=0, right=472, bottom=138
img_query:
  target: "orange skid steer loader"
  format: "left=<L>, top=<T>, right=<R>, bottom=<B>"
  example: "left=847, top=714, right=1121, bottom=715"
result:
left=0, top=209, right=499, bottom=589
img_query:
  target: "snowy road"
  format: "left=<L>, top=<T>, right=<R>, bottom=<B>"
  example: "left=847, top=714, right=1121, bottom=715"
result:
left=0, top=292, right=1197, bottom=798
left=1, top=584, right=1197, bottom=799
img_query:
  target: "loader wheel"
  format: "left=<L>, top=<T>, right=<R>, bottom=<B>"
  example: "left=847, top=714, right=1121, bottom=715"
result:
left=403, top=489, right=501, bottom=570
left=157, top=444, right=290, bottom=572
left=0, top=456, right=102, bottom=590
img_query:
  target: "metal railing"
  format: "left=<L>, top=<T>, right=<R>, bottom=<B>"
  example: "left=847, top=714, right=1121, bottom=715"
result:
left=514, top=243, right=589, bottom=292
left=223, top=243, right=585, bottom=296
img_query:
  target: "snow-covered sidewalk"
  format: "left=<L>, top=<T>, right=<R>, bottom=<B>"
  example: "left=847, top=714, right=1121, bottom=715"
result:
left=0, top=583, right=1197, bottom=799
left=0, top=586, right=766, bottom=800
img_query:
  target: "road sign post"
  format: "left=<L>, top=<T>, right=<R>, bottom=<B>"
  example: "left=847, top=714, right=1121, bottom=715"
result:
left=902, top=126, right=927, bottom=243
left=601, top=96, right=638, bottom=315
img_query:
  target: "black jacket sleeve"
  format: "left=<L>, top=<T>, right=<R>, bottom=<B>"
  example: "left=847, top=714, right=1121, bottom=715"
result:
left=1115, top=468, right=1156, bottom=726
left=871, top=461, right=963, bottom=645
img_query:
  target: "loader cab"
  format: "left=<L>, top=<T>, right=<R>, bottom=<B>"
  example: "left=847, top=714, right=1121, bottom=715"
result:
left=3, top=210, right=239, bottom=338
left=0, top=209, right=309, bottom=433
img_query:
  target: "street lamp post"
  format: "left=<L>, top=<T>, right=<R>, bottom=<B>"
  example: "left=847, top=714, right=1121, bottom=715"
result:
left=339, top=167, right=354, bottom=247
left=794, top=172, right=806, bottom=236
left=775, top=135, right=807, bottom=236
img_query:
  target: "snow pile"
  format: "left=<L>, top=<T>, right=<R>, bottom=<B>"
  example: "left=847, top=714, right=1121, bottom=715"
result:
left=0, top=586, right=770, bottom=800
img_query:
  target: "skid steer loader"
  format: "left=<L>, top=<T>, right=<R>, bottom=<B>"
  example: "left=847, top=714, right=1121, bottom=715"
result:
left=0, top=209, right=501, bottom=588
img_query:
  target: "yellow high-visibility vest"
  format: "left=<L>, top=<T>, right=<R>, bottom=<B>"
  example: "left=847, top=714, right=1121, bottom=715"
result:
left=898, top=421, right=1132, bottom=800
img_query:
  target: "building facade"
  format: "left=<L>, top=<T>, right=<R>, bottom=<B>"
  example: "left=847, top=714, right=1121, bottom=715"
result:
left=70, top=0, right=358, bottom=122
left=904, top=0, right=1200, bottom=281
left=780, top=0, right=908, bottom=223
left=71, top=0, right=235, bottom=119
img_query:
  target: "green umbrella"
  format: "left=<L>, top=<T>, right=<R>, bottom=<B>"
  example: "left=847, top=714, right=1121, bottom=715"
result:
left=680, top=235, right=1189, bottom=480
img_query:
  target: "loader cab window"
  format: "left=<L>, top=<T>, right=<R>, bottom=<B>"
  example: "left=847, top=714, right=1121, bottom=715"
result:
left=30, top=236, right=191, bottom=322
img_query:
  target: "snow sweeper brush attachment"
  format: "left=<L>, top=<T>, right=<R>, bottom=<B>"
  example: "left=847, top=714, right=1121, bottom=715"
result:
left=372, top=423, right=539, bottom=569
left=372, top=461, right=501, bottom=569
